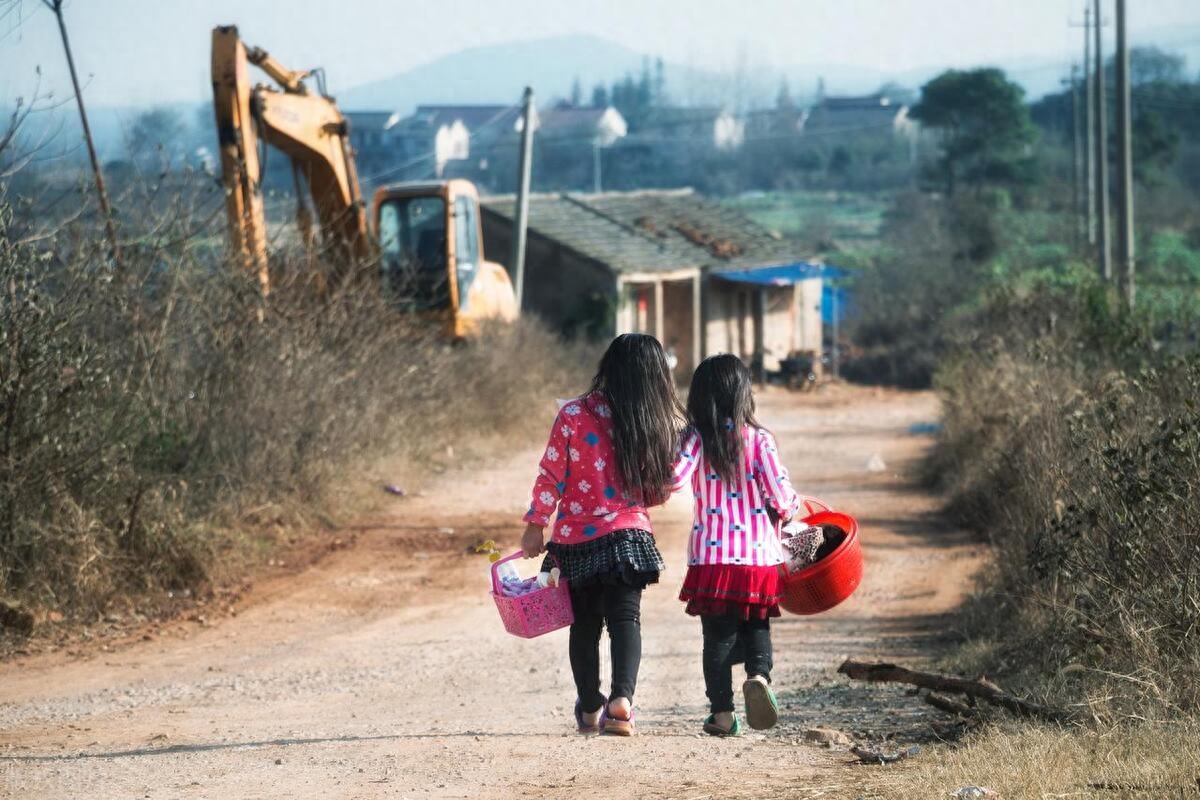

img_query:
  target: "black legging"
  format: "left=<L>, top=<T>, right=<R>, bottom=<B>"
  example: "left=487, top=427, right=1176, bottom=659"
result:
left=569, top=581, right=643, bottom=714
left=701, top=614, right=773, bottom=714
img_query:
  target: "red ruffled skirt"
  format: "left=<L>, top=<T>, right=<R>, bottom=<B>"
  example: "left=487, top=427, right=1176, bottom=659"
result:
left=679, top=563, right=784, bottom=620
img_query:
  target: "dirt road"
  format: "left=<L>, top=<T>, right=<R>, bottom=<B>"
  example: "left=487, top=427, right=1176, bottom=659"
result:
left=0, top=386, right=983, bottom=799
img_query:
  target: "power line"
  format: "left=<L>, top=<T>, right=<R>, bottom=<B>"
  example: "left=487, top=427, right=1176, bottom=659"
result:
left=358, top=103, right=521, bottom=184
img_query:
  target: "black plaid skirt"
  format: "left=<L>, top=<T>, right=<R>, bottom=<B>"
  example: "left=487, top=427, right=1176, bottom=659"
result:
left=542, top=528, right=665, bottom=589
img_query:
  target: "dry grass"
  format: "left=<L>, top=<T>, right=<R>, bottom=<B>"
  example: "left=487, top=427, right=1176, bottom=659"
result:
left=0, top=200, right=595, bottom=624
left=928, top=279, right=1200, bottom=717
left=845, top=722, right=1200, bottom=799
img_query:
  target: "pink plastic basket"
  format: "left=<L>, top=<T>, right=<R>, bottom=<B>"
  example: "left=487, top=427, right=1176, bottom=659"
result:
left=490, top=551, right=574, bottom=638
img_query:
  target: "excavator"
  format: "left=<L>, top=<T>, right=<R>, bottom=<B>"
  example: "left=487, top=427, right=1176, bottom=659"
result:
left=210, top=25, right=517, bottom=336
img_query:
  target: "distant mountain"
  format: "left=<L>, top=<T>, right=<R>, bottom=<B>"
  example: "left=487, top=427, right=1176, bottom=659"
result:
left=336, top=34, right=716, bottom=112
left=336, top=30, right=1200, bottom=117
left=21, top=27, right=1200, bottom=161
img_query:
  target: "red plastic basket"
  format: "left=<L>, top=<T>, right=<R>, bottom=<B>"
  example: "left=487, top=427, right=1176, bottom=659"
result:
left=490, top=551, right=574, bottom=638
left=780, top=508, right=863, bottom=616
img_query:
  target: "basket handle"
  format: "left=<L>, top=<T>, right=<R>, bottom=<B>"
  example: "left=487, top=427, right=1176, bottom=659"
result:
left=799, top=495, right=833, bottom=516
left=490, top=549, right=561, bottom=594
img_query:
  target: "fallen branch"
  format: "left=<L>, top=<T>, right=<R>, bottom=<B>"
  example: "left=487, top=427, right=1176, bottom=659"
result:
left=924, top=691, right=978, bottom=717
left=837, top=659, right=1079, bottom=724
left=850, top=744, right=920, bottom=765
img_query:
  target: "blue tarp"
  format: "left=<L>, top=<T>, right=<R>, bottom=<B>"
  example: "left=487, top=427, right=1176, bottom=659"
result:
left=711, top=261, right=850, bottom=286
left=821, top=284, right=853, bottom=325
left=712, top=261, right=853, bottom=323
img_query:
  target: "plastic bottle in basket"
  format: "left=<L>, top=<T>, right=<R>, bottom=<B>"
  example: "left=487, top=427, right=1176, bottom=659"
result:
left=495, top=559, right=519, bottom=583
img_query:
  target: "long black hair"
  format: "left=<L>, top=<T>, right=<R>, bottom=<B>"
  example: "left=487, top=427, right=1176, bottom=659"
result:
left=686, top=354, right=760, bottom=483
left=588, top=333, right=683, bottom=506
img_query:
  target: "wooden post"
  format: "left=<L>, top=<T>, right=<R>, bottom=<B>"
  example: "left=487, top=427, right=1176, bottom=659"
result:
left=1114, top=0, right=1135, bottom=308
left=1082, top=4, right=1096, bottom=246
left=753, top=287, right=766, bottom=384
left=614, top=277, right=630, bottom=335
left=592, top=139, right=602, bottom=194
left=1070, top=65, right=1085, bottom=247
left=511, top=87, right=535, bottom=312
left=653, top=280, right=665, bottom=343
left=831, top=281, right=840, bottom=380
left=1093, top=0, right=1112, bottom=282
left=46, top=0, right=122, bottom=270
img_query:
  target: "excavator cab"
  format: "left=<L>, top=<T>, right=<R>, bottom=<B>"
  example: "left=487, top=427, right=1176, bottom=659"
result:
left=373, top=180, right=516, bottom=338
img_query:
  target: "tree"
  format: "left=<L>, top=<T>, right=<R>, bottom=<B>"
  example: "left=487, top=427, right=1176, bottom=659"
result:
left=570, top=76, right=583, bottom=107
left=126, top=107, right=185, bottom=163
left=654, top=57, right=667, bottom=107
left=636, top=58, right=653, bottom=111
left=1132, top=110, right=1179, bottom=186
left=910, top=68, right=1036, bottom=195
left=776, top=78, right=794, bottom=111
left=1129, top=46, right=1185, bottom=87
left=830, top=145, right=853, bottom=179
left=591, top=84, right=609, bottom=109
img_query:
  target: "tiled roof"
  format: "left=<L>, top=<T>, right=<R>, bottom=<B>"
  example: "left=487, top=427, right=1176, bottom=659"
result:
left=538, top=107, right=606, bottom=134
left=345, top=111, right=399, bottom=131
left=807, top=94, right=908, bottom=132
left=482, top=193, right=698, bottom=274
left=481, top=189, right=803, bottom=275
left=408, top=105, right=518, bottom=130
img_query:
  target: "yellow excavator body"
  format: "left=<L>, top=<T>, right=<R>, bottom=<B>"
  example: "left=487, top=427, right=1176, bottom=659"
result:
left=211, top=25, right=517, bottom=335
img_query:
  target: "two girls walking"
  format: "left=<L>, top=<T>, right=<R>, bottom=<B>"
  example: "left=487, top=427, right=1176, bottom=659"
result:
left=521, top=336, right=802, bottom=737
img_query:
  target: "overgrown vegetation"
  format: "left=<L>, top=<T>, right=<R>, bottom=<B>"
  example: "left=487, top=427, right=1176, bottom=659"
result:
left=819, top=50, right=1200, bottom=720
left=0, top=200, right=591, bottom=621
left=930, top=278, right=1200, bottom=715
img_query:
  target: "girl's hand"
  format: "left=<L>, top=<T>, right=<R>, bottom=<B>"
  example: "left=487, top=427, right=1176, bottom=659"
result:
left=521, top=523, right=546, bottom=558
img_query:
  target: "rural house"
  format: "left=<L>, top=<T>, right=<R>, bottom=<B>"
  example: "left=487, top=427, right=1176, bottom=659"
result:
left=534, top=103, right=629, bottom=190
left=391, top=104, right=525, bottom=179
left=345, top=110, right=403, bottom=179
left=805, top=93, right=918, bottom=142
left=481, top=189, right=825, bottom=379
left=537, top=103, right=628, bottom=147
left=634, top=107, right=746, bottom=150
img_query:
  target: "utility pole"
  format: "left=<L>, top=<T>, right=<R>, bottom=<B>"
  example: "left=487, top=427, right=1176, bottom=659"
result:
left=1079, top=4, right=1096, bottom=246
left=830, top=283, right=840, bottom=381
left=592, top=139, right=602, bottom=193
left=511, top=87, right=535, bottom=312
left=44, top=0, right=122, bottom=270
left=1093, top=0, right=1112, bottom=282
left=1069, top=66, right=1084, bottom=247
left=1114, top=0, right=1135, bottom=308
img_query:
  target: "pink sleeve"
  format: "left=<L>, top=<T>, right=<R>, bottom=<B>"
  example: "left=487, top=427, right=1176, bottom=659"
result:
left=523, top=409, right=571, bottom=526
left=671, top=428, right=702, bottom=493
left=754, top=429, right=800, bottom=520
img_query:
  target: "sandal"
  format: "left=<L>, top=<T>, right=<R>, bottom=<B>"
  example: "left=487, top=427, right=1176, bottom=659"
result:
left=602, top=703, right=635, bottom=736
left=574, top=696, right=606, bottom=734
left=702, top=713, right=742, bottom=737
left=742, top=676, right=779, bottom=731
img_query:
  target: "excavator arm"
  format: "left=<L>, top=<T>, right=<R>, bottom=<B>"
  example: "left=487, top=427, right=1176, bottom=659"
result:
left=211, top=25, right=370, bottom=293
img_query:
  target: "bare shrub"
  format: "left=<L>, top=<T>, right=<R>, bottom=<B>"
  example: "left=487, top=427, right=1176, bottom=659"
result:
left=0, top=200, right=594, bottom=620
left=932, top=279, right=1200, bottom=715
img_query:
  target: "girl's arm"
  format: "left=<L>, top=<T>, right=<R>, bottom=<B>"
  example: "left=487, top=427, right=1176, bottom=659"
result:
left=523, top=408, right=572, bottom=534
left=753, top=429, right=801, bottom=522
left=670, top=428, right=702, bottom=493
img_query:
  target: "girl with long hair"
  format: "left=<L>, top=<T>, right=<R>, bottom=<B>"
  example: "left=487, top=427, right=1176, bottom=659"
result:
left=521, top=334, right=682, bottom=736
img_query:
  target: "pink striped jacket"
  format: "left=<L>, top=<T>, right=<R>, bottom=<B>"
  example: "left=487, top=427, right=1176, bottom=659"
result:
left=671, top=425, right=802, bottom=567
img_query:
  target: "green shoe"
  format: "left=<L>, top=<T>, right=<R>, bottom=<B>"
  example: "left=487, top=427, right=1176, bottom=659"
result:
left=743, top=676, right=779, bottom=730
left=702, top=713, right=742, bottom=737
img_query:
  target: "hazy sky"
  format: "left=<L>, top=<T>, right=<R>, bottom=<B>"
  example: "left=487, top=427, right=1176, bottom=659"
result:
left=2, top=0, right=1199, bottom=108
